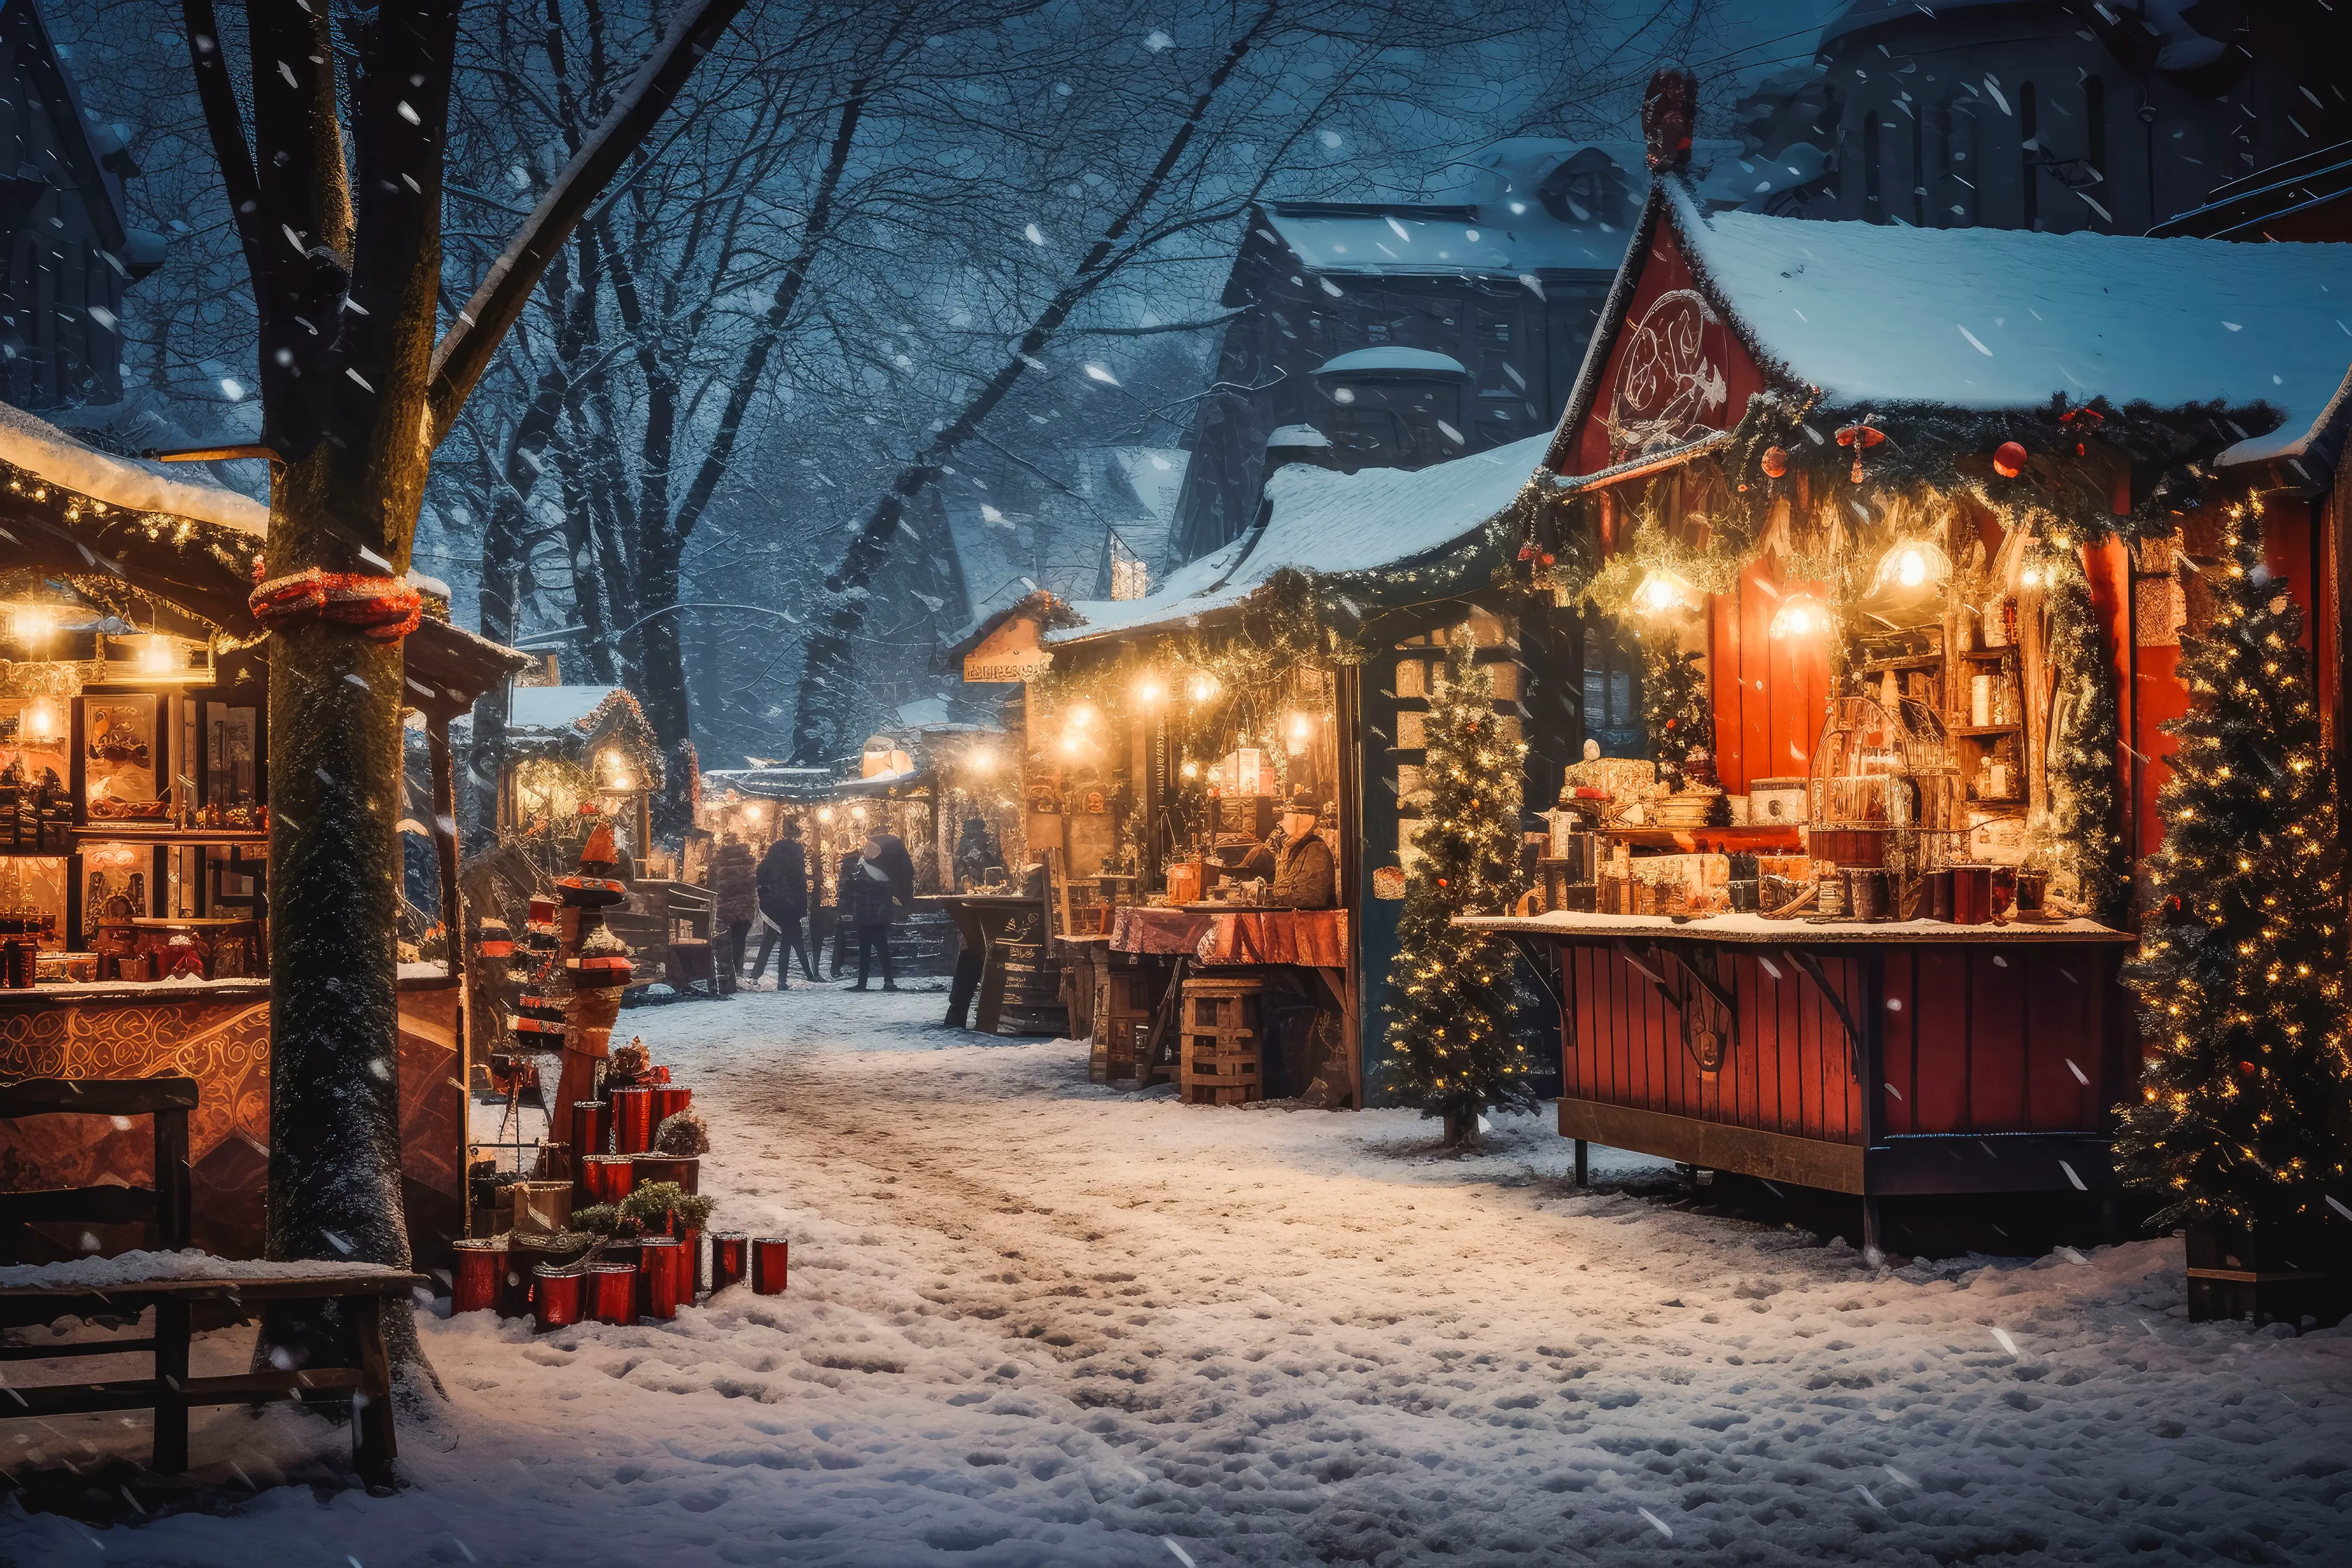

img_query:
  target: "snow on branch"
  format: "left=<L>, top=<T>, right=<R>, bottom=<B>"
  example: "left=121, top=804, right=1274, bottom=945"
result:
left=426, top=0, right=749, bottom=445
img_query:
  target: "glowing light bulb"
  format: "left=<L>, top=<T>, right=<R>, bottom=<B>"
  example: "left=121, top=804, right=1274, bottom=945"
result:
left=1642, top=576, right=1678, bottom=612
left=1059, top=734, right=1082, bottom=756
left=1134, top=676, right=1165, bottom=705
left=1071, top=703, right=1096, bottom=729
left=1896, top=548, right=1926, bottom=587
left=1180, top=760, right=1200, bottom=779
left=140, top=635, right=176, bottom=674
left=9, top=605, right=51, bottom=643
left=818, top=806, right=835, bottom=824
left=1187, top=673, right=1218, bottom=703
left=850, top=805, right=868, bottom=821
left=969, top=747, right=997, bottom=773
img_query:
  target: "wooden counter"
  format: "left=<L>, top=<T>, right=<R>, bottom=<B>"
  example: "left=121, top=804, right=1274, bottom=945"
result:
left=1461, top=911, right=2136, bottom=1251
left=0, top=970, right=466, bottom=1267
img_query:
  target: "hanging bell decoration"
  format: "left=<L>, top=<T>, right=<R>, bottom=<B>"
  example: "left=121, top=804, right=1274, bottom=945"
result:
left=1834, top=423, right=1885, bottom=484
left=2059, top=403, right=2105, bottom=458
left=1994, top=440, right=2028, bottom=478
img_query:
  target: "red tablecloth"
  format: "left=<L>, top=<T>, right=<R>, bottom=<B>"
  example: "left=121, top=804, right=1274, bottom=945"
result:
left=1109, top=907, right=1350, bottom=967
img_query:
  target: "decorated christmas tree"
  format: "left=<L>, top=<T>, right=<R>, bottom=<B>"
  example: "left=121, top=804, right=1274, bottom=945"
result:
left=1383, top=633, right=1535, bottom=1145
left=2116, top=505, right=2352, bottom=1232
left=1641, top=639, right=1718, bottom=792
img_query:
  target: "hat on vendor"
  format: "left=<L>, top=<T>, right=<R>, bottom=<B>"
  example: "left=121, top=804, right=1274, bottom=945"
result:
left=1283, top=786, right=1324, bottom=819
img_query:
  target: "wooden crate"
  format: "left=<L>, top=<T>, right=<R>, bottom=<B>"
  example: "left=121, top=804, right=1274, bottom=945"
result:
left=1178, top=975, right=1262, bottom=1106
left=994, top=940, right=1068, bottom=1036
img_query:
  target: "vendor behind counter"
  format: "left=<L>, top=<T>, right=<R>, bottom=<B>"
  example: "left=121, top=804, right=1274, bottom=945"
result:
left=1205, top=788, right=1336, bottom=910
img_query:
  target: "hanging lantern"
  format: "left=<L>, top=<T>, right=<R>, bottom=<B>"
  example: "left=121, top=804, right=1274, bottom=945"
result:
left=1633, top=571, right=1690, bottom=616
left=1873, top=537, right=1953, bottom=594
left=1994, top=440, right=2028, bottom=478
left=1760, top=445, right=1790, bottom=479
left=1768, top=594, right=1828, bottom=639
left=1834, top=423, right=1885, bottom=484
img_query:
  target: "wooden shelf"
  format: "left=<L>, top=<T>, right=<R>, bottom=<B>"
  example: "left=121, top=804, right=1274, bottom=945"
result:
left=1954, top=648, right=2015, bottom=662
left=1858, top=654, right=1945, bottom=674
left=72, top=827, right=267, bottom=847
left=1948, top=725, right=2022, bottom=737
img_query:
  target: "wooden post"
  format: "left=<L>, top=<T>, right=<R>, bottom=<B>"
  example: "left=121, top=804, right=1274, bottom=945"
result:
left=153, top=1104, right=190, bottom=1251
left=1574, top=1139, right=1589, bottom=1188
left=350, top=1291, right=398, bottom=1490
left=151, top=1296, right=189, bottom=1475
left=426, top=715, right=462, bottom=981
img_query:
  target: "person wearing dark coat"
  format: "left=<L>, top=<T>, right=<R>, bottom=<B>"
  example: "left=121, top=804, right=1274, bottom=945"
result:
left=747, top=824, right=816, bottom=986
left=845, top=832, right=905, bottom=990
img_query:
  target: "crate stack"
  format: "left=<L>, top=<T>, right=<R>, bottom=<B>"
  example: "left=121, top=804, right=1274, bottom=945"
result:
left=1178, top=974, right=1262, bottom=1106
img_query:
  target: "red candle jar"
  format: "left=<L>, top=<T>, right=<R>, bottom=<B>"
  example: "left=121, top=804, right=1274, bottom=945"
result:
left=752, top=1237, right=790, bottom=1295
left=638, top=1235, right=685, bottom=1320
left=452, top=1238, right=505, bottom=1314
left=609, top=1087, right=655, bottom=1153
left=710, top=1232, right=748, bottom=1293
left=677, top=1227, right=703, bottom=1299
left=581, top=1154, right=637, bottom=1205
left=532, top=1264, right=585, bottom=1332
left=587, top=1262, right=638, bottom=1325
left=571, top=1101, right=607, bottom=1160
left=650, top=1084, right=691, bottom=1131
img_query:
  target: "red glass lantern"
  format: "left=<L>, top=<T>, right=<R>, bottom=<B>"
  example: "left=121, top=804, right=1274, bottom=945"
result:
left=533, top=1265, right=586, bottom=1332
left=752, top=1237, right=790, bottom=1295
left=452, top=1238, right=505, bottom=1315
left=638, top=1235, right=685, bottom=1320
left=710, top=1232, right=749, bottom=1293
left=571, top=1100, right=607, bottom=1161
left=581, top=1154, right=637, bottom=1205
left=587, top=1262, right=639, bottom=1325
left=609, top=1087, right=655, bottom=1153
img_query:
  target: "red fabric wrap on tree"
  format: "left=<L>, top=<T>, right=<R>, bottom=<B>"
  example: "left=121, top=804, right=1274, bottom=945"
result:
left=247, top=567, right=423, bottom=643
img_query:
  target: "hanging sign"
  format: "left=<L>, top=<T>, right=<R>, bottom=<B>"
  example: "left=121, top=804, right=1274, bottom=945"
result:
left=1610, top=287, right=1728, bottom=457
left=962, top=614, right=1054, bottom=684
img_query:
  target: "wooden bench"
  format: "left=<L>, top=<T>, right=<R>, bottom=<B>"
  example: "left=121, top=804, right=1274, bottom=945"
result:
left=0, top=1268, right=423, bottom=1486
left=0, top=1076, right=420, bottom=1485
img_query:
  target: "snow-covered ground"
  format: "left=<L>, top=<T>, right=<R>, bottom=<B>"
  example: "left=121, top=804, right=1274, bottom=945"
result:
left=6, top=987, right=2350, bottom=1566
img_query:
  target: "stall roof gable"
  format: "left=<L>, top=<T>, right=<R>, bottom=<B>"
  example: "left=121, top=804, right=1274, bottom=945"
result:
left=508, top=684, right=631, bottom=734
left=1047, top=432, right=1551, bottom=647
left=1551, top=181, right=2352, bottom=476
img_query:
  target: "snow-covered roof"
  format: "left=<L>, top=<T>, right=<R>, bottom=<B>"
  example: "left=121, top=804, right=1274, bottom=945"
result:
left=943, top=447, right=1193, bottom=627
left=1313, top=348, right=1466, bottom=377
left=1653, top=183, right=2352, bottom=469
left=1050, top=432, right=1550, bottom=645
left=0, top=401, right=268, bottom=534
left=508, top=684, right=627, bottom=733
left=1267, top=424, right=1331, bottom=449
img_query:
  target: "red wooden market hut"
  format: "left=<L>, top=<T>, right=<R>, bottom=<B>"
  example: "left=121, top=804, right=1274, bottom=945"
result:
left=0, top=405, right=531, bottom=1268
left=1464, top=179, right=2352, bottom=1252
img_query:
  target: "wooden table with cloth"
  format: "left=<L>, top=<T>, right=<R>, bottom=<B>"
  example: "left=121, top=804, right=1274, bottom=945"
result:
left=1108, top=907, right=1357, bottom=1107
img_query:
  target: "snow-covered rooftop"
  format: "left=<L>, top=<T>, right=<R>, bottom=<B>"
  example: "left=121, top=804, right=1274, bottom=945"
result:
left=1052, top=432, right=1549, bottom=644
left=0, top=401, right=268, bottom=535
left=508, top=684, right=626, bottom=733
left=1313, top=348, right=1467, bottom=377
left=1659, top=183, right=2352, bottom=468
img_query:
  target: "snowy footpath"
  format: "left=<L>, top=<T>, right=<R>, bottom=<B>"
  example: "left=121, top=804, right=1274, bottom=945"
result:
left=5, top=987, right=2350, bottom=1566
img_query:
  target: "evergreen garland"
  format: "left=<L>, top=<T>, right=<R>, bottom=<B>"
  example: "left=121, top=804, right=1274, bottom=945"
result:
left=2116, top=504, right=2352, bottom=1231
left=1640, top=638, right=1716, bottom=792
left=2038, top=557, right=2128, bottom=925
left=1382, top=633, right=1535, bottom=1145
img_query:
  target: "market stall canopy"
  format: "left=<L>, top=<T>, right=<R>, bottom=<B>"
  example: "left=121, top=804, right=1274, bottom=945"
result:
left=0, top=399, right=529, bottom=712
left=1553, top=182, right=2352, bottom=482
left=1027, top=429, right=1552, bottom=650
left=505, top=684, right=665, bottom=788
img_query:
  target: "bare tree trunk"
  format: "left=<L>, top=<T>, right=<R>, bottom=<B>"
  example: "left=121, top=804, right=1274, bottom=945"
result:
left=175, top=0, right=749, bottom=1412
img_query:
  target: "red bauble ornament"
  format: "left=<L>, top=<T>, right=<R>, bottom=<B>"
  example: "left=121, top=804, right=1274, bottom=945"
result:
left=1994, top=441, right=2027, bottom=478
left=1760, top=445, right=1789, bottom=478
left=2237, top=1060, right=2258, bottom=1076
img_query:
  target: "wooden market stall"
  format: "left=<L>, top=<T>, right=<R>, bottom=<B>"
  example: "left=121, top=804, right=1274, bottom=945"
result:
left=0, top=408, right=530, bottom=1266
left=1463, top=172, right=2352, bottom=1249
left=946, top=433, right=1628, bottom=1103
